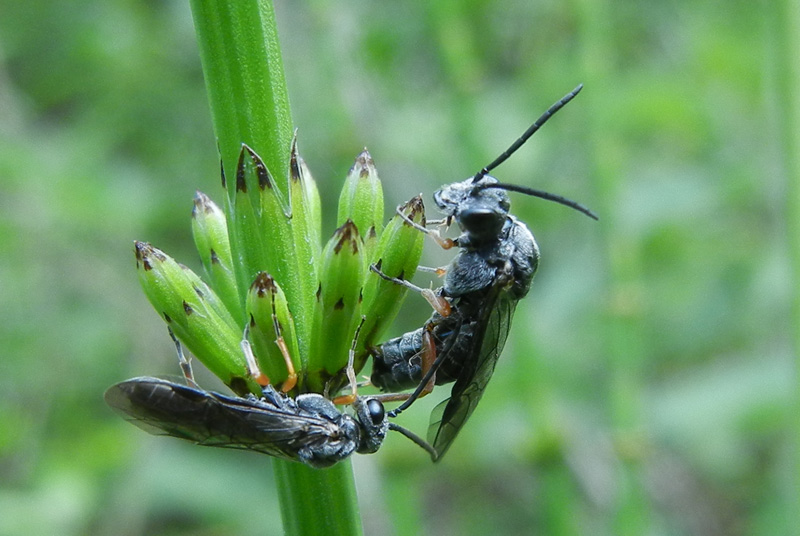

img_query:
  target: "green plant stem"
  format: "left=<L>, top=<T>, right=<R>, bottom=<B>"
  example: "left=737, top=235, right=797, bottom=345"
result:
left=273, top=460, right=363, bottom=536
left=189, top=0, right=292, bottom=190
left=190, top=0, right=294, bottom=313
left=188, top=1, right=362, bottom=534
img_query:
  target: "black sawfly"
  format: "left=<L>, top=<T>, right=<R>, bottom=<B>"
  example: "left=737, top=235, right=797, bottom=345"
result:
left=106, top=310, right=434, bottom=468
left=105, top=376, right=392, bottom=468
left=370, top=84, right=597, bottom=460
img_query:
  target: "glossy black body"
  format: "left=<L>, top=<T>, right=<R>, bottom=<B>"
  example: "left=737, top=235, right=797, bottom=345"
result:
left=105, top=376, right=388, bottom=468
left=371, top=175, right=539, bottom=459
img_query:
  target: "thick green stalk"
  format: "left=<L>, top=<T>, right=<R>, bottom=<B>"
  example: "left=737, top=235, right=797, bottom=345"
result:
left=188, top=1, right=362, bottom=534
left=189, top=0, right=292, bottom=190
left=190, top=0, right=294, bottom=314
left=273, top=460, right=363, bottom=536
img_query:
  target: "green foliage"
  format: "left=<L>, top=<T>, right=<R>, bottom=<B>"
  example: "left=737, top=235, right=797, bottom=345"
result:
left=0, top=1, right=794, bottom=535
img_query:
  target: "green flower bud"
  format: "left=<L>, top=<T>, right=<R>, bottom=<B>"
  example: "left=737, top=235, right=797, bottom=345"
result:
left=134, top=241, right=258, bottom=395
left=357, top=196, right=426, bottom=366
left=228, top=144, right=320, bottom=359
left=337, top=150, right=384, bottom=261
left=191, top=191, right=241, bottom=324
left=129, top=136, right=426, bottom=400
left=229, top=146, right=270, bottom=303
left=306, top=220, right=364, bottom=391
left=287, top=138, right=321, bottom=355
left=246, top=272, right=301, bottom=392
left=297, top=152, right=322, bottom=258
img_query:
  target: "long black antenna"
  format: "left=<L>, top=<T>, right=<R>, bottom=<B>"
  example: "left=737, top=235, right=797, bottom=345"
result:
left=388, top=422, right=438, bottom=461
left=472, top=84, right=583, bottom=183
left=475, top=182, right=599, bottom=220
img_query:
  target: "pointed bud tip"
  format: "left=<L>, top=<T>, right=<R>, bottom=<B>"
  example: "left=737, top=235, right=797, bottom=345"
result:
left=238, top=144, right=272, bottom=190
left=290, top=139, right=302, bottom=183
left=400, top=195, right=426, bottom=226
left=333, top=220, right=361, bottom=255
left=350, top=147, right=375, bottom=179
left=353, top=149, right=375, bottom=178
left=235, top=145, right=252, bottom=193
left=250, top=271, right=277, bottom=297
left=192, top=191, right=214, bottom=217
left=134, top=241, right=165, bottom=269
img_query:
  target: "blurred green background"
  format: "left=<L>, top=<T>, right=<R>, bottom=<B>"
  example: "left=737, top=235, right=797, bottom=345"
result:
left=0, top=1, right=795, bottom=535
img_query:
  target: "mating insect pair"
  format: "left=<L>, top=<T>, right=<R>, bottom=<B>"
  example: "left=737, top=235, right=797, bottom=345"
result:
left=106, top=85, right=596, bottom=467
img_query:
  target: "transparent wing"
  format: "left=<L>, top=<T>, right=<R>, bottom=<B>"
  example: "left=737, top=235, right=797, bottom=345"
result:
left=104, top=377, right=342, bottom=462
left=427, top=290, right=517, bottom=459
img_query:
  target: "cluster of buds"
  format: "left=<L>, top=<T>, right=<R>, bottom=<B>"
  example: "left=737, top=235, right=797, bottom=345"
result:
left=135, top=140, right=426, bottom=397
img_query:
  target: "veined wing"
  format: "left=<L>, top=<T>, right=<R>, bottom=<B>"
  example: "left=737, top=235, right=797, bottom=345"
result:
left=427, top=289, right=517, bottom=459
left=104, top=377, right=347, bottom=463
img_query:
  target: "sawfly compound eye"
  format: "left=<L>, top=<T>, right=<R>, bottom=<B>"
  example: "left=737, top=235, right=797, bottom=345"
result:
left=458, top=208, right=504, bottom=235
left=366, top=398, right=385, bottom=426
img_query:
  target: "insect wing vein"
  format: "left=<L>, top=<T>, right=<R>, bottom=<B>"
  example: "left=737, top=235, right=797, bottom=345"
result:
left=104, top=377, right=339, bottom=461
left=427, top=291, right=516, bottom=457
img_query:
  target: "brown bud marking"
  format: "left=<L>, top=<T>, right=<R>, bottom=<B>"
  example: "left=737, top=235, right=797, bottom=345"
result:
left=333, top=220, right=359, bottom=255
left=242, top=145, right=273, bottom=190
left=401, top=195, right=426, bottom=227
left=250, top=271, right=277, bottom=298
left=353, top=149, right=374, bottom=179
left=134, top=241, right=165, bottom=271
left=289, top=136, right=301, bottom=183
left=235, top=147, right=248, bottom=193
left=192, top=191, right=214, bottom=217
